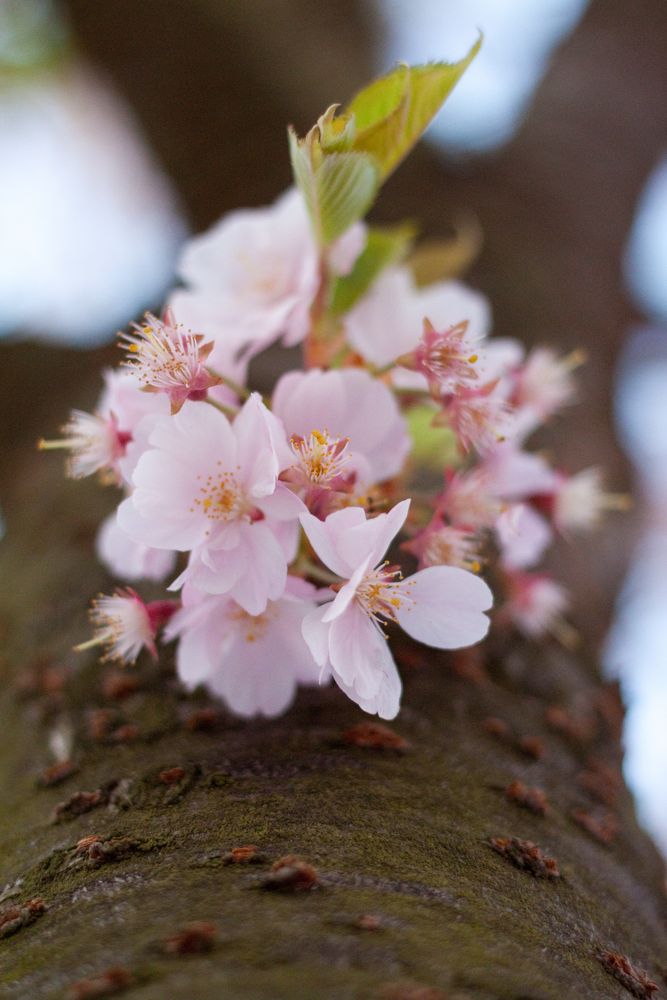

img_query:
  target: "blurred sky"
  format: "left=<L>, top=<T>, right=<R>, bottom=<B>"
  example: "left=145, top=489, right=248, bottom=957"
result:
left=376, top=0, right=589, bottom=153
left=1, top=0, right=667, bottom=854
left=0, top=0, right=186, bottom=344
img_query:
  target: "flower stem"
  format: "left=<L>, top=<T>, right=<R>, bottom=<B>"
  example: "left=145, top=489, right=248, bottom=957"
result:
left=209, top=370, right=251, bottom=400
left=296, top=559, right=339, bottom=586
left=206, top=398, right=239, bottom=419
left=372, top=361, right=397, bottom=377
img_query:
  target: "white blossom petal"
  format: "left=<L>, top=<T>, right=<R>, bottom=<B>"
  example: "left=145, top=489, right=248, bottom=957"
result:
left=395, top=565, right=492, bottom=649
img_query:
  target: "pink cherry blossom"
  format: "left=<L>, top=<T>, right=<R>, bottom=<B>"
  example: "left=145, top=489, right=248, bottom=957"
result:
left=38, top=409, right=129, bottom=482
left=39, top=366, right=171, bottom=483
left=288, top=430, right=352, bottom=488
left=440, top=380, right=512, bottom=454
left=75, top=588, right=177, bottom=664
left=344, top=266, right=491, bottom=374
left=480, top=442, right=558, bottom=502
left=164, top=581, right=321, bottom=718
left=551, top=467, right=629, bottom=533
left=300, top=501, right=493, bottom=718
left=495, top=503, right=553, bottom=571
left=398, top=318, right=483, bottom=397
left=439, top=468, right=502, bottom=529
left=402, top=515, right=482, bottom=572
left=510, top=346, right=582, bottom=438
left=118, top=394, right=302, bottom=614
left=501, top=571, right=570, bottom=640
left=272, top=368, right=411, bottom=495
left=168, top=188, right=365, bottom=359
left=280, top=431, right=355, bottom=518
left=98, top=364, right=167, bottom=417
left=97, top=512, right=176, bottom=582
left=99, top=367, right=171, bottom=483
left=118, top=308, right=222, bottom=413
left=38, top=77, right=618, bottom=712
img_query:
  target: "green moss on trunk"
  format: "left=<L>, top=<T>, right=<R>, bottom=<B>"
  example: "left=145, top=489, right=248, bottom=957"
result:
left=0, top=458, right=665, bottom=998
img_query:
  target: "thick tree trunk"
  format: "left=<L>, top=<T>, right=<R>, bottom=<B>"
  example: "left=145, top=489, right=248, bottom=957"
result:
left=0, top=443, right=666, bottom=998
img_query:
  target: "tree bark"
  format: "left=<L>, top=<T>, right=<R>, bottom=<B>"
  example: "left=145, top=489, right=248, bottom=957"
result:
left=0, top=447, right=666, bottom=998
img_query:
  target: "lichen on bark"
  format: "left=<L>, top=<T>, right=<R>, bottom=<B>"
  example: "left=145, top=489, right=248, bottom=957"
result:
left=0, top=453, right=665, bottom=998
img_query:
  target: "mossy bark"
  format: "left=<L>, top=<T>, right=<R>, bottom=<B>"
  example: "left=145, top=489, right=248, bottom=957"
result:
left=0, top=424, right=666, bottom=998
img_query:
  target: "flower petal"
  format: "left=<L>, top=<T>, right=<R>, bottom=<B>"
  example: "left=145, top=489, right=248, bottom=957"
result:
left=396, top=565, right=492, bottom=649
left=321, top=555, right=372, bottom=623
left=331, top=635, right=402, bottom=720
left=328, top=603, right=388, bottom=700
left=299, top=506, right=367, bottom=578
left=225, top=521, right=287, bottom=615
left=301, top=604, right=331, bottom=668
left=336, top=499, right=411, bottom=572
left=233, top=393, right=280, bottom=497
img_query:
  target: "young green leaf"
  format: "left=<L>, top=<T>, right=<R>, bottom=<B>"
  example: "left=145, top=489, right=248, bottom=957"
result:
left=407, top=404, right=460, bottom=471
left=346, top=38, right=481, bottom=179
left=289, top=127, right=379, bottom=246
left=330, top=222, right=416, bottom=315
left=409, top=216, right=483, bottom=286
left=288, top=41, right=480, bottom=247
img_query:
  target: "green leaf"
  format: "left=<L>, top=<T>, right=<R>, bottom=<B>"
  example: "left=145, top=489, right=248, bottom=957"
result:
left=330, top=222, right=416, bottom=315
left=289, top=127, right=379, bottom=246
left=316, top=153, right=380, bottom=244
left=288, top=42, right=480, bottom=247
left=346, top=38, right=481, bottom=179
left=409, top=216, right=483, bottom=286
left=406, top=404, right=460, bottom=471
left=347, top=64, right=410, bottom=133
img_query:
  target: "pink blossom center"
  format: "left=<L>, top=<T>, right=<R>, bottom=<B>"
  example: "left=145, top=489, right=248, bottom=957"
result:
left=120, top=315, right=211, bottom=395
left=192, top=469, right=246, bottom=522
left=290, top=429, right=351, bottom=485
left=229, top=604, right=273, bottom=642
left=417, top=320, right=479, bottom=388
left=423, top=527, right=480, bottom=571
left=87, top=588, right=154, bottom=663
left=356, top=564, right=413, bottom=626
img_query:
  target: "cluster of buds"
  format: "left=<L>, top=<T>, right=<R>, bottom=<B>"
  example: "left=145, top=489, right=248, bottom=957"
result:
left=41, top=68, right=625, bottom=721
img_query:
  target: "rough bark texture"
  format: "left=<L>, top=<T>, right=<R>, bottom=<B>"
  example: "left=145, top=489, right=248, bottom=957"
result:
left=1, top=450, right=666, bottom=999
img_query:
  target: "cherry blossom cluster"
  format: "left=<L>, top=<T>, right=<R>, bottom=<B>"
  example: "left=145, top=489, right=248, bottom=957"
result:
left=41, top=187, right=624, bottom=720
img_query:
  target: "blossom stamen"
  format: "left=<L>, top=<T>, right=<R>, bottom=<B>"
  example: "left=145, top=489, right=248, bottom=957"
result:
left=75, top=588, right=157, bottom=665
left=398, top=318, right=481, bottom=397
left=193, top=471, right=246, bottom=522
left=356, top=562, right=413, bottom=627
left=422, top=527, right=483, bottom=573
left=38, top=410, right=126, bottom=481
left=229, top=605, right=274, bottom=643
left=119, top=311, right=221, bottom=413
left=289, top=429, right=351, bottom=485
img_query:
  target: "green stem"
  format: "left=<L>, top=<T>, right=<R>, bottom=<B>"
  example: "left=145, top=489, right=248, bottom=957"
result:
left=295, top=560, right=339, bottom=586
left=210, top=370, right=251, bottom=400
left=371, top=361, right=398, bottom=377
left=207, top=398, right=239, bottom=419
